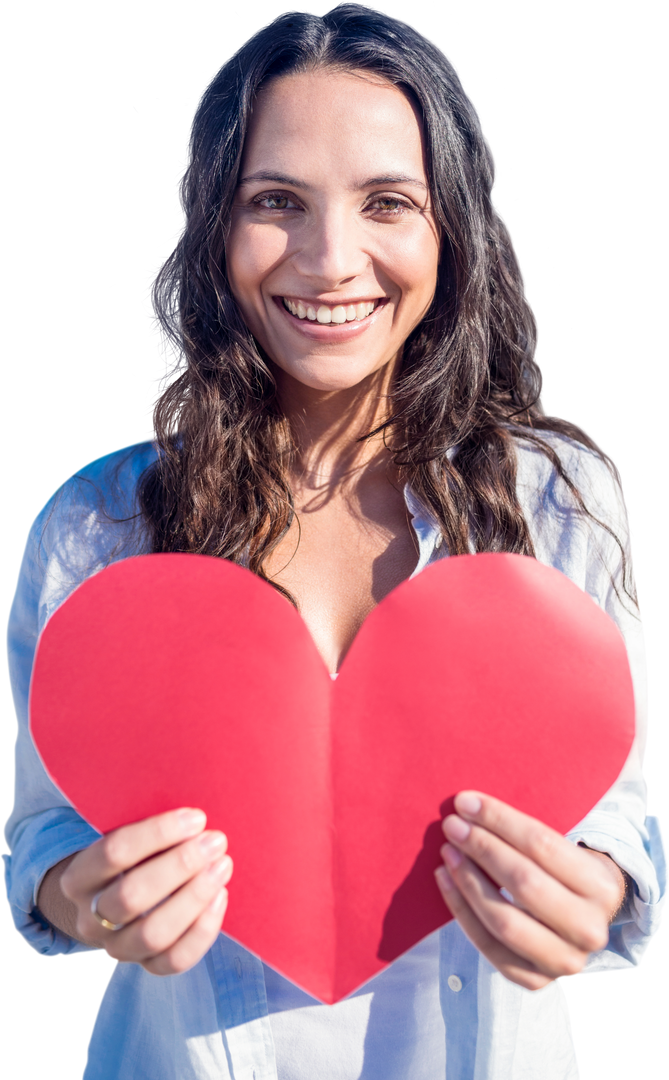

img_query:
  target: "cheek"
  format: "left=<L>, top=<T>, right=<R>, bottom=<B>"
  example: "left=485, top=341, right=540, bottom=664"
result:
left=227, top=224, right=291, bottom=305
left=224, top=230, right=264, bottom=340
left=377, top=226, right=440, bottom=303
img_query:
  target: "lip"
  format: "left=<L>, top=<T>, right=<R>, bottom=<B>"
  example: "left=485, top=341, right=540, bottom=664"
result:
left=272, top=295, right=388, bottom=341
left=281, top=295, right=384, bottom=309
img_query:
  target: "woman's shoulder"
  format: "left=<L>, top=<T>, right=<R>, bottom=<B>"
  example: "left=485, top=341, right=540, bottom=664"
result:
left=505, top=423, right=600, bottom=462
left=23, top=442, right=159, bottom=626
left=507, top=425, right=622, bottom=494
left=52, top=440, right=159, bottom=510
left=76, top=440, right=158, bottom=475
left=511, top=429, right=626, bottom=527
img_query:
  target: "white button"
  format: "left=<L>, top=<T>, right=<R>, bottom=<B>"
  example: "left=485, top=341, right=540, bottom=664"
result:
left=447, top=974, right=463, bottom=992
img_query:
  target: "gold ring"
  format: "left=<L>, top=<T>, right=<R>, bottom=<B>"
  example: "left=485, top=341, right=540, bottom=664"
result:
left=91, top=890, right=125, bottom=932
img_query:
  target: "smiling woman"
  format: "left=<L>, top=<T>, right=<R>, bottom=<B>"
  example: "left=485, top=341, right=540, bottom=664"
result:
left=4, top=5, right=663, bottom=1080
left=139, top=6, right=608, bottom=663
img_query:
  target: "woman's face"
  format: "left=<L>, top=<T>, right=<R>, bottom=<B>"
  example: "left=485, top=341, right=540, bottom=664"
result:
left=227, top=69, right=440, bottom=393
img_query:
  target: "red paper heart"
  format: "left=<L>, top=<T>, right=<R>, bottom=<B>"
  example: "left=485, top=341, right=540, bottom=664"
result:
left=30, top=553, right=634, bottom=1002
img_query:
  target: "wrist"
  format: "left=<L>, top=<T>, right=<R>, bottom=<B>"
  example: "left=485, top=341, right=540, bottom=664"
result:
left=578, top=843, right=631, bottom=922
left=36, top=854, right=102, bottom=947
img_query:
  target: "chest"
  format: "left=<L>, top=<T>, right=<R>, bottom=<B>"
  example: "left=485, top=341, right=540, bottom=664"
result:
left=263, top=482, right=420, bottom=672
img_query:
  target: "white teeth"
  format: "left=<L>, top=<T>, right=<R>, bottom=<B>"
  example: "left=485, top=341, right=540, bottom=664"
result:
left=284, top=298, right=379, bottom=322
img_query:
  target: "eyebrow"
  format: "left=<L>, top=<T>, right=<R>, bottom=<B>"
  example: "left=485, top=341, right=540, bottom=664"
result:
left=237, top=171, right=428, bottom=191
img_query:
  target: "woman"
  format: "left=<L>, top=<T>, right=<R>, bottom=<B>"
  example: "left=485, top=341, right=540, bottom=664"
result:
left=5, top=6, right=662, bottom=1079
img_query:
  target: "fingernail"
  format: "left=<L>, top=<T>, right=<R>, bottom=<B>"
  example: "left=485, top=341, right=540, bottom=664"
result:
left=178, top=808, right=206, bottom=835
left=442, top=843, right=463, bottom=870
left=209, top=855, right=233, bottom=881
left=443, top=815, right=471, bottom=842
left=456, top=792, right=482, bottom=817
left=199, top=832, right=225, bottom=856
left=435, top=865, right=454, bottom=891
left=209, top=888, right=228, bottom=914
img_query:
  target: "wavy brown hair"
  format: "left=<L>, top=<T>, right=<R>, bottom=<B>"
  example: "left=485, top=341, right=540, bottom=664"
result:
left=139, top=4, right=634, bottom=605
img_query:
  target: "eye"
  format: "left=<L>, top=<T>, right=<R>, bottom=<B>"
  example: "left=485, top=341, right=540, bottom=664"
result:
left=252, top=193, right=300, bottom=211
left=252, top=191, right=412, bottom=216
left=371, top=195, right=412, bottom=216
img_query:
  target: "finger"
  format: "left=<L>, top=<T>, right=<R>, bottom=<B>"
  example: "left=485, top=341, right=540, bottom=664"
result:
left=435, top=866, right=553, bottom=991
left=144, top=888, right=229, bottom=977
left=452, top=792, right=610, bottom=897
left=442, top=816, right=611, bottom=953
left=441, top=845, right=592, bottom=978
left=104, top=855, right=232, bottom=963
left=62, top=808, right=208, bottom=897
left=92, top=830, right=227, bottom=928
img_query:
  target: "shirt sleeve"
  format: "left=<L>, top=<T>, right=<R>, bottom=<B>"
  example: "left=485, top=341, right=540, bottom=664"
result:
left=516, top=434, right=665, bottom=969
left=4, top=444, right=155, bottom=954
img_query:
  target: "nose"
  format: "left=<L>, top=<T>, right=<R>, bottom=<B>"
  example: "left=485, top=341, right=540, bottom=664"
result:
left=292, top=204, right=370, bottom=289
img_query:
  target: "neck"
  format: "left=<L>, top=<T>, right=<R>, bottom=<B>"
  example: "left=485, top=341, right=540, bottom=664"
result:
left=274, top=363, right=399, bottom=490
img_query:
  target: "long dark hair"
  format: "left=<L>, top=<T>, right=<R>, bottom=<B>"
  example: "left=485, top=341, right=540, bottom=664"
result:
left=140, top=4, right=634, bottom=604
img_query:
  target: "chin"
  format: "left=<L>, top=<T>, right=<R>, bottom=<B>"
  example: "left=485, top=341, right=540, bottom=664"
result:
left=283, top=367, right=384, bottom=393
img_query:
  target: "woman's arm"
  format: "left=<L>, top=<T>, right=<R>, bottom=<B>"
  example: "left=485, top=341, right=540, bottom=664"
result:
left=575, top=845, right=631, bottom=915
left=579, top=842, right=631, bottom=920
left=37, top=854, right=83, bottom=943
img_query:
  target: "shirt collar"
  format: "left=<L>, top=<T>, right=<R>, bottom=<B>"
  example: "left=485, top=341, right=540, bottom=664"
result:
left=404, top=484, right=444, bottom=577
left=403, top=443, right=459, bottom=575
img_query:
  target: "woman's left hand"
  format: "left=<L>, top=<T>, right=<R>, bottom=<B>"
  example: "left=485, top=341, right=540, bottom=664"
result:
left=435, top=792, right=628, bottom=991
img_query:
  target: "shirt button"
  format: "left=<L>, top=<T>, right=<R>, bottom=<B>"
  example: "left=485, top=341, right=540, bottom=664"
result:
left=447, top=974, right=463, bottom=992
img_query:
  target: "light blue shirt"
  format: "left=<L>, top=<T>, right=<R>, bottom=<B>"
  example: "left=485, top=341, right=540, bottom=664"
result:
left=4, top=435, right=665, bottom=1080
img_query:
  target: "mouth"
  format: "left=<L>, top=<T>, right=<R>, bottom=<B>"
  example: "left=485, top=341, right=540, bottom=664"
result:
left=271, top=295, right=389, bottom=341
left=280, top=296, right=384, bottom=324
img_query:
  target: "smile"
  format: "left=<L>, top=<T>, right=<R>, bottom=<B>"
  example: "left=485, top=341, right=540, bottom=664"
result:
left=281, top=297, right=381, bottom=324
left=271, top=295, right=386, bottom=341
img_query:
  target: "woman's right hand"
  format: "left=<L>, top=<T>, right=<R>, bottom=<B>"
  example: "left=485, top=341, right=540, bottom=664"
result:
left=57, top=808, right=232, bottom=975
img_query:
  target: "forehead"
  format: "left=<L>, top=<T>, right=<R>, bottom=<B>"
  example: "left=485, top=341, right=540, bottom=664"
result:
left=240, top=70, right=427, bottom=185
